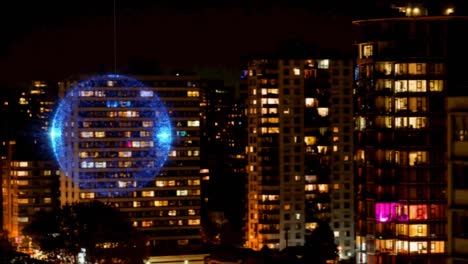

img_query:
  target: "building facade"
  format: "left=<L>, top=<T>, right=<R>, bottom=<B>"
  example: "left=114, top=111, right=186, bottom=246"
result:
left=353, top=5, right=468, bottom=264
left=447, top=97, right=468, bottom=264
left=245, top=57, right=354, bottom=257
left=56, top=75, right=202, bottom=254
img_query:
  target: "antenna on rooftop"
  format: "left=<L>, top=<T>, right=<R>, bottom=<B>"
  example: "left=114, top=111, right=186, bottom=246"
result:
left=113, top=0, right=118, bottom=74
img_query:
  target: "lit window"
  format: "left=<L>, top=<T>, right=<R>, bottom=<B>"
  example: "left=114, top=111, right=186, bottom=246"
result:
left=266, top=98, right=279, bottom=104
left=409, top=205, right=428, bottom=220
left=408, top=80, right=426, bottom=92
left=142, top=121, right=153, bottom=127
left=187, top=90, right=199, bottom=97
left=119, top=111, right=138, bottom=117
left=156, top=181, right=166, bottom=187
left=429, top=80, right=443, bottom=92
left=293, top=68, right=301, bottom=75
left=304, top=136, right=317, bottom=146
left=140, top=90, right=153, bottom=97
left=395, top=80, right=408, bottom=92
left=79, top=91, right=94, bottom=97
left=18, top=198, right=29, bottom=204
left=133, top=201, right=141, bottom=208
left=317, top=108, right=329, bottom=117
left=168, top=210, right=177, bottom=216
left=18, top=217, right=29, bottom=223
left=305, top=98, right=318, bottom=107
left=187, top=120, right=200, bottom=127
left=142, top=221, right=153, bottom=227
left=17, top=180, right=28, bottom=186
left=408, top=151, right=427, bottom=165
left=95, top=162, right=106, bottom=168
left=141, top=191, right=154, bottom=197
left=177, top=190, right=188, bottom=196
left=80, top=131, right=94, bottom=138
left=431, top=241, right=445, bottom=253
left=318, top=184, right=328, bottom=193
left=80, top=161, right=94, bottom=168
left=318, top=59, right=329, bottom=69
left=409, top=241, right=427, bottom=253
left=445, top=7, right=454, bottom=15
left=118, top=151, right=132, bottom=158
left=178, top=239, right=189, bottom=245
left=395, top=63, right=407, bottom=75
left=154, top=200, right=168, bottom=207
left=140, top=141, right=154, bottom=147
left=80, top=192, right=95, bottom=199
left=362, top=45, right=373, bottom=58
left=188, top=219, right=200, bottom=225
left=188, top=209, right=196, bottom=215
left=408, top=63, right=426, bottom=75
left=409, top=224, right=427, bottom=237
left=188, top=179, right=200, bottom=186
left=16, top=171, right=28, bottom=176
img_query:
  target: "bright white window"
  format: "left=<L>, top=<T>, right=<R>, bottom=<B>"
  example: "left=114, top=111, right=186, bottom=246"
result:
left=177, top=190, right=188, bottom=196
left=140, top=90, right=153, bottom=97
left=95, top=162, right=106, bottom=168
left=188, top=120, right=200, bottom=127
left=80, top=131, right=94, bottom=138
left=16, top=171, right=28, bottom=176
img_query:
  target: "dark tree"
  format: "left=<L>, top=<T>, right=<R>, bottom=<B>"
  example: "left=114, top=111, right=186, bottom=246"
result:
left=23, top=201, right=148, bottom=263
left=302, top=221, right=338, bottom=264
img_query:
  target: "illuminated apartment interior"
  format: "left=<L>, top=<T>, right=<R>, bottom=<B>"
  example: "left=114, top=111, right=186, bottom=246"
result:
left=353, top=5, right=468, bottom=263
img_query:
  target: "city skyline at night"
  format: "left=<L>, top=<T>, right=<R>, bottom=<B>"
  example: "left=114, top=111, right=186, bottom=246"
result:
left=2, top=1, right=468, bottom=264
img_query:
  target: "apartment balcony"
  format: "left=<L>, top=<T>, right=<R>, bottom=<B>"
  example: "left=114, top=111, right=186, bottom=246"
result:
left=453, top=237, right=468, bottom=257
left=452, top=141, right=468, bottom=159
left=453, top=189, right=468, bottom=206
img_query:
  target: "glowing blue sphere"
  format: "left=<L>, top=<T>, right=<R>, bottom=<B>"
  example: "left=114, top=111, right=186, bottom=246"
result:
left=49, top=74, right=172, bottom=196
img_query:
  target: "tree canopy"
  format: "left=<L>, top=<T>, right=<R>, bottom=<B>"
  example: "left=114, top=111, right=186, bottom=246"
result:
left=23, top=200, right=148, bottom=263
left=302, top=220, right=339, bottom=264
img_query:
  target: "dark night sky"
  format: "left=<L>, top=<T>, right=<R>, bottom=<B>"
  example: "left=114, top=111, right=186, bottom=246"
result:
left=0, top=0, right=379, bottom=88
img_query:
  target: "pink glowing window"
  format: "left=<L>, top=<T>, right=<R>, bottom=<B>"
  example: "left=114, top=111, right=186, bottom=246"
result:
left=375, top=203, right=399, bottom=222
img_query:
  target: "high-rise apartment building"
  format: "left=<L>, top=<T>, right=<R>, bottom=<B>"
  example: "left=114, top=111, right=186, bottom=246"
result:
left=56, top=74, right=202, bottom=254
left=353, top=3, right=468, bottom=264
left=245, top=56, right=354, bottom=256
left=447, top=97, right=468, bottom=264
left=1, top=141, right=60, bottom=252
left=199, top=82, right=247, bottom=245
left=1, top=81, right=60, bottom=250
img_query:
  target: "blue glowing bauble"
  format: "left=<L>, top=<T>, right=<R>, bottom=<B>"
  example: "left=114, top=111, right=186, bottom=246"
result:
left=49, top=74, right=172, bottom=196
